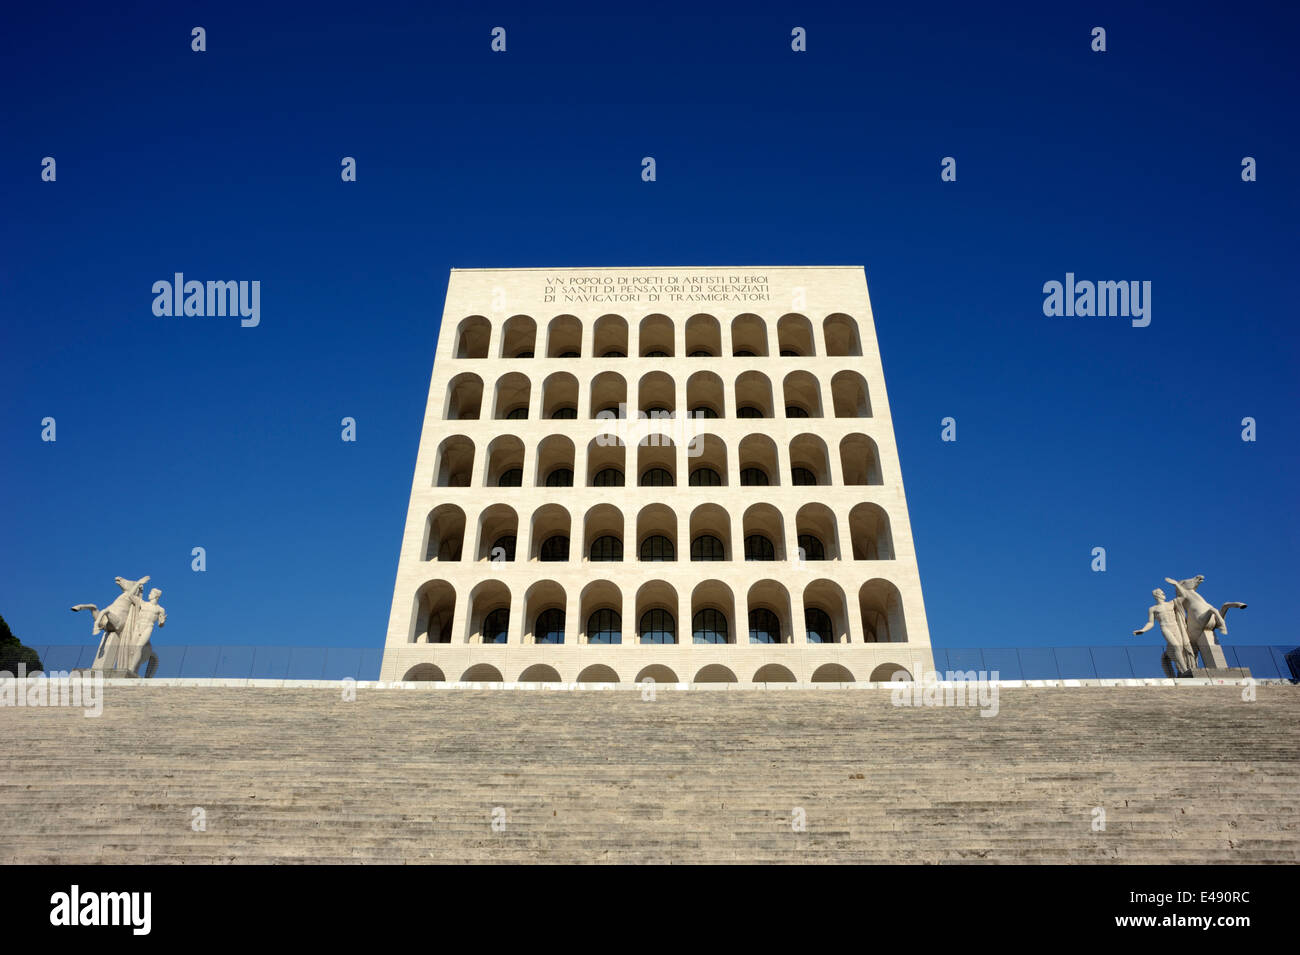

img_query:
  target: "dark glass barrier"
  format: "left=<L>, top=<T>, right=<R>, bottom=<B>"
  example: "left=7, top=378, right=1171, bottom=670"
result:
left=14, top=645, right=1297, bottom=681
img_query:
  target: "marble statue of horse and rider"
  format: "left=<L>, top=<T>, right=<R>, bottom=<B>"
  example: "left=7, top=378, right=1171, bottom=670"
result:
left=71, top=575, right=167, bottom=677
left=1133, top=574, right=1247, bottom=678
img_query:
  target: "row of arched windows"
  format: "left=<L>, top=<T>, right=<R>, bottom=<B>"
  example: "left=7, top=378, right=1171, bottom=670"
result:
left=434, top=432, right=884, bottom=488
left=401, top=661, right=916, bottom=685
left=445, top=369, right=872, bottom=421
left=423, top=501, right=896, bottom=564
left=455, top=313, right=865, bottom=360
left=475, top=607, right=837, bottom=645
left=411, top=577, right=909, bottom=645
left=469, top=532, right=832, bottom=564
left=486, top=465, right=827, bottom=488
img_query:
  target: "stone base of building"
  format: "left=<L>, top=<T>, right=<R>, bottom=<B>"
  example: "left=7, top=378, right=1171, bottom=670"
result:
left=381, top=643, right=933, bottom=686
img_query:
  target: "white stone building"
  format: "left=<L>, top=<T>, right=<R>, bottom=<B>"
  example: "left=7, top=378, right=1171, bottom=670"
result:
left=380, top=267, right=933, bottom=683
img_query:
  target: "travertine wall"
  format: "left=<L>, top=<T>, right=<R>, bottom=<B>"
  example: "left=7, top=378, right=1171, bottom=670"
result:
left=381, top=267, right=933, bottom=684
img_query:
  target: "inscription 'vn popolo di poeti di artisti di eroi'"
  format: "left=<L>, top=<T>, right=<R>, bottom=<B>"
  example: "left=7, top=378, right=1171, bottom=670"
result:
left=543, top=273, right=772, bottom=304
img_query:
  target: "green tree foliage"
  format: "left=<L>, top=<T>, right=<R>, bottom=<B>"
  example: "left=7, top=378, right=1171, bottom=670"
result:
left=0, top=614, right=43, bottom=674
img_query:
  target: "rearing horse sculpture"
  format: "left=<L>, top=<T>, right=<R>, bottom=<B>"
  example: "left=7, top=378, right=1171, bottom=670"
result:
left=71, top=575, right=150, bottom=668
left=1164, top=575, right=1246, bottom=658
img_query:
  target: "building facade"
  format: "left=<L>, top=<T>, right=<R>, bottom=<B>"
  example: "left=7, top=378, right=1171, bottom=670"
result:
left=380, top=267, right=933, bottom=684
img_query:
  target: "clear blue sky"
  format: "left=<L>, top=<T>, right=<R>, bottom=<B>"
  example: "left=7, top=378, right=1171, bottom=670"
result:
left=2, top=1, right=1296, bottom=653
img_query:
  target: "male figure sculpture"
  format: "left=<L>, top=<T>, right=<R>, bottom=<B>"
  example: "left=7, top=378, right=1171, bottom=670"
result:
left=1133, top=588, right=1195, bottom=677
left=121, top=588, right=166, bottom=677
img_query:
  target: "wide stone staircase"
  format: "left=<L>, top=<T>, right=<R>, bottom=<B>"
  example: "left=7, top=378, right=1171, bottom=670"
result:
left=2, top=684, right=1297, bottom=863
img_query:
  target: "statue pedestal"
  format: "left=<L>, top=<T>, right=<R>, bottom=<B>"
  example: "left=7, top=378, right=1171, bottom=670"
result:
left=1193, top=638, right=1231, bottom=670
left=1188, top=667, right=1251, bottom=680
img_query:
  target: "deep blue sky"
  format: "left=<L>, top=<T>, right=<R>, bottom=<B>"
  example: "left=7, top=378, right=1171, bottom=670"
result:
left=2, top=1, right=1296, bottom=653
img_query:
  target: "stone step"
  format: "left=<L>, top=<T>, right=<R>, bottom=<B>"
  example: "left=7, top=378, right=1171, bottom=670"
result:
left=2, top=685, right=1296, bottom=863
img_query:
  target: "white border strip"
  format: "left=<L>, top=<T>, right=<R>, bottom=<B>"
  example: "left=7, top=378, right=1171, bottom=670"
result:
left=3, top=677, right=1292, bottom=691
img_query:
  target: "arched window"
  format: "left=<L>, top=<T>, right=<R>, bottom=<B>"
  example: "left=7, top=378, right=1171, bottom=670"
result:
left=545, top=468, right=573, bottom=487
left=690, top=535, right=725, bottom=561
left=640, top=467, right=673, bottom=487
left=535, top=608, right=565, bottom=644
left=743, top=534, right=775, bottom=561
left=596, top=406, right=624, bottom=419
left=645, top=350, right=668, bottom=358
left=559, top=351, right=580, bottom=358
left=540, top=535, right=570, bottom=561
left=689, top=467, right=721, bottom=487
left=740, top=467, right=769, bottom=486
left=589, top=535, right=623, bottom=561
left=514, top=350, right=534, bottom=359
left=587, top=608, right=621, bottom=644
left=779, top=348, right=799, bottom=357
left=785, top=405, right=809, bottom=418
left=735, top=349, right=755, bottom=357
left=797, top=534, right=825, bottom=560
left=551, top=406, right=577, bottom=419
left=483, top=608, right=509, bottom=644
left=592, top=468, right=625, bottom=487
left=792, top=467, right=817, bottom=486
left=639, top=609, right=675, bottom=644
left=498, top=468, right=523, bottom=487
left=491, top=535, right=516, bottom=561
left=689, top=349, right=712, bottom=357
left=601, top=350, right=626, bottom=358
left=643, top=406, right=672, bottom=418
left=693, top=608, right=728, bottom=644
left=505, top=407, right=528, bottom=420
left=639, top=535, right=674, bottom=561
left=689, top=406, right=718, bottom=418
left=737, top=405, right=763, bottom=418
left=749, top=608, right=781, bottom=644
left=805, top=607, right=834, bottom=644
